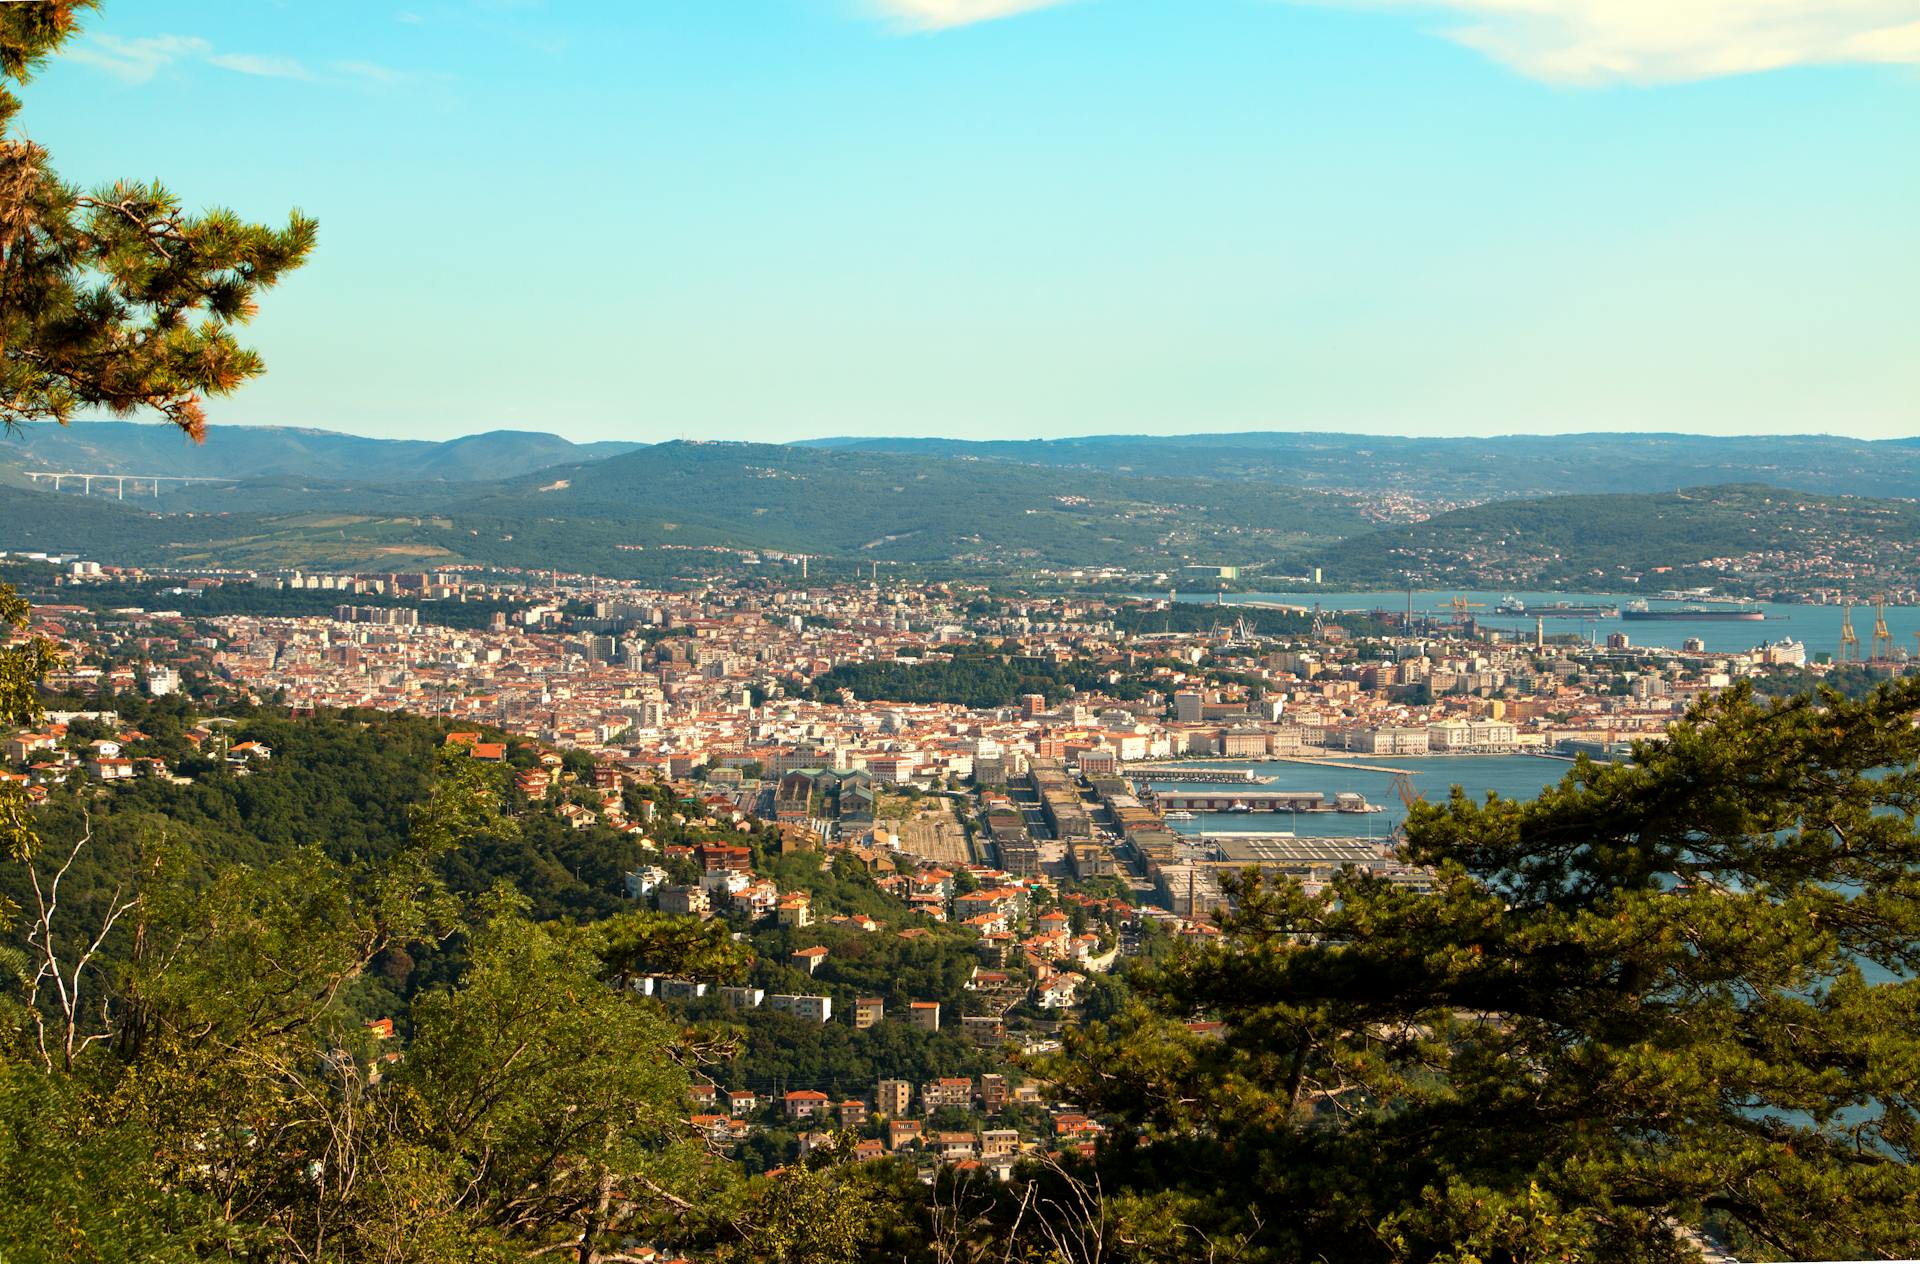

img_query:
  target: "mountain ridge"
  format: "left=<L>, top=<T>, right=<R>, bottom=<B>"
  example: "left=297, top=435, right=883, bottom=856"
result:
left=796, top=432, right=1920, bottom=500
left=0, top=421, right=644, bottom=484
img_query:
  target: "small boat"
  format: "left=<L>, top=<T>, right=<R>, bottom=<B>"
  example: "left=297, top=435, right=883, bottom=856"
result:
left=1226, top=800, right=1252, bottom=814
left=1163, top=810, right=1196, bottom=821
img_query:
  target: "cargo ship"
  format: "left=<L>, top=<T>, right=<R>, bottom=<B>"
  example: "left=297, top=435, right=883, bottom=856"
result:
left=1622, top=599, right=1765, bottom=622
left=1497, top=597, right=1619, bottom=618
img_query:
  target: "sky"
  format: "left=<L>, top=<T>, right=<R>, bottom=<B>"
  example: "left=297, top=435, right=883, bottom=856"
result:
left=18, top=0, right=1920, bottom=444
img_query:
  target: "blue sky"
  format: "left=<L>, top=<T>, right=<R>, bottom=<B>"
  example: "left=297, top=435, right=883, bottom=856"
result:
left=19, top=0, right=1920, bottom=443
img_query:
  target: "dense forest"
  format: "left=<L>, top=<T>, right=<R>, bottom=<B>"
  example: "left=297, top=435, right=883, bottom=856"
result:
left=809, top=648, right=1155, bottom=708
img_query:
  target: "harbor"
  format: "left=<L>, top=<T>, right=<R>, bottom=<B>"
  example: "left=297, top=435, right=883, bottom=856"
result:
left=1142, top=754, right=1576, bottom=840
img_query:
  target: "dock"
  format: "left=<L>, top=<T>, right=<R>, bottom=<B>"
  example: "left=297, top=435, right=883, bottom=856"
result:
left=1125, top=765, right=1265, bottom=783
left=1266, top=755, right=1417, bottom=776
left=1156, top=789, right=1334, bottom=813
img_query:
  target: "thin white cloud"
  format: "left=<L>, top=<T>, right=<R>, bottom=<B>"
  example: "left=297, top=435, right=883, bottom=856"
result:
left=331, top=59, right=405, bottom=84
left=61, top=33, right=210, bottom=84
left=66, top=33, right=426, bottom=91
left=865, top=0, right=1074, bottom=31
left=1369, top=0, right=1920, bottom=84
left=206, top=51, right=317, bottom=80
left=861, top=0, right=1920, bottom=82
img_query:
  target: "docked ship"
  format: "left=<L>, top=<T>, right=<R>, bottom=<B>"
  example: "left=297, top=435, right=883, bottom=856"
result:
left=1163, top=810, right=1196, bottom=821
left=1622, top=599, right=1765, bottom=622
left=1498, top=597, right=1620, bottom=618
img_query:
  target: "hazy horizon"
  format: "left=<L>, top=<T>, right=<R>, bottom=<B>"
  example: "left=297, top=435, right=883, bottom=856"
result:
left=30, top=417, right=1920, bottom=450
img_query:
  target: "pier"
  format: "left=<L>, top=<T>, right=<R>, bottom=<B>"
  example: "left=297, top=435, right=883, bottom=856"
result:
left=1125, top=765, right=1264, bottom=783
left=1156, top=789, right=1332, bottom=813
left=1267, top=755, right=1417, bottom=776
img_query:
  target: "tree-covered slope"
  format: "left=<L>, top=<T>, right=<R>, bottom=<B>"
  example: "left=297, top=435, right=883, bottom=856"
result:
left=1307, top=483, right=1920, bottom=588
left=442, top=439, right=1370, bottom=567
left=806, top=432, right=1920, bottom=502
left=0, top=439, right=1374, bottom=575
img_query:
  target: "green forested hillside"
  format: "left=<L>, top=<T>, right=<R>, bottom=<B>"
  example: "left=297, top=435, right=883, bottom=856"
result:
left=1310, top=484, right=1920, bottom=588
left=809, top=431, right=1920, bottom=501
left=11, top=463, right=1920, bottom=593
left=0, top=439, right=1372, bottom=575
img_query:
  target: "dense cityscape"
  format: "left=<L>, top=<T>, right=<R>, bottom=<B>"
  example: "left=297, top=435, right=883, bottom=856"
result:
left=20, top=551, right=1907, bottom=928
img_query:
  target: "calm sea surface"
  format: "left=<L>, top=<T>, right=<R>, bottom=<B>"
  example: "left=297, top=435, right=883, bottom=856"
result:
left=1210, top=589, right=1916, bottom=657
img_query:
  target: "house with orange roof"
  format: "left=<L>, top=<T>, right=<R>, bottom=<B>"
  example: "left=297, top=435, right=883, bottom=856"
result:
left=776, top=893, right=814, bottom=928
left=783, top=1089, right=830, bottom=1120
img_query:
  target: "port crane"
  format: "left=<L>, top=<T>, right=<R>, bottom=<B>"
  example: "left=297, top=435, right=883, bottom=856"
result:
left=1839, top=603, right=1860, bottom=664
left=1871, top=595, right=1898, bottom=663
left=1447, top=596, right=1485, bottom=619
left=1388, top=770, right=1423, bottom=843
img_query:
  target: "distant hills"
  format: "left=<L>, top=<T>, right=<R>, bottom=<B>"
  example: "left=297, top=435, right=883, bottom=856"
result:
left=804, top=432, right=1920, bottom=502
left=0, top=422, right=641, bottom=484
left=1, top=425, right=1916, bottom=590
left=0, top=440, right=1367, bottom=577
left=1315, top=484, right=1920, bottom=589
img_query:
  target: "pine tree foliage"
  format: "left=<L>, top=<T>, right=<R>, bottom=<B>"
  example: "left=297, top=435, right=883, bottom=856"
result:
left=1045, top=680, right=1920, bottom=1262
left=1, top=1, right=314, bottom=437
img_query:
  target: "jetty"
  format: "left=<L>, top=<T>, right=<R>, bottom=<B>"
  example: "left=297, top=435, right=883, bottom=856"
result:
left=1151, top=789, right=1383, bottom=814
left=1125, top=765, right=1264, bottom=783
left=1266, top=755, right=1417, bottom=776
left=1155, top=790, right=1327, bottom=813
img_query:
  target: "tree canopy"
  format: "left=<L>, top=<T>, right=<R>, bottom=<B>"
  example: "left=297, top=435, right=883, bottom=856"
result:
left=1, top=0, right=314, bottom=437
left=1039, top=679, right=1920, bottom=1262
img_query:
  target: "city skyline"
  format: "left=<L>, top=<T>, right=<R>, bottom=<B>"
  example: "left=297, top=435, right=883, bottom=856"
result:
left=20, top=0, right=1920, bottom=444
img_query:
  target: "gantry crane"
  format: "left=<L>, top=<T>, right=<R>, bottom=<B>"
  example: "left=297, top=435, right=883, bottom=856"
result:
left=1839, top=603, right=1860, bottom=664
left=1388, top=770, right=1423, bottom=844
left=1872, top=595, right=1897, bottom=663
